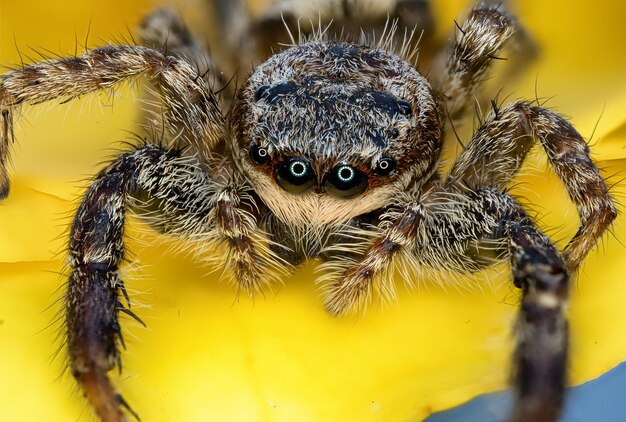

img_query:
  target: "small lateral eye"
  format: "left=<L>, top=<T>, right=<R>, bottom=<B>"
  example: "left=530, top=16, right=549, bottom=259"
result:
left=374, top=157, right=397, bottom=176
left=325, top=164, right=368, bottom=198
left=249, top=142, right=269, bottom=164
left=275, top=158, right=315, bottom=194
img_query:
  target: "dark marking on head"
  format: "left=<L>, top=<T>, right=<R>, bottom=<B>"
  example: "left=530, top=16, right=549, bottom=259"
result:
left=255, top=82, right=299, bottom=104
left=327, top=43, right=360, bottom=59
left=254, top=86, right=269, bottom=102
left=397, top=100, right=413, bottom=116
left=350, top=90, right=413, bottom=118
left=366, top=130, right=387, bottom=148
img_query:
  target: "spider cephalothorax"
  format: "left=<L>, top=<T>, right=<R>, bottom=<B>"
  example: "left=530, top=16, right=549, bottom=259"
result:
left=0, top=2, right=617, bottom=422
left=233, top=42, right=441, bottom=225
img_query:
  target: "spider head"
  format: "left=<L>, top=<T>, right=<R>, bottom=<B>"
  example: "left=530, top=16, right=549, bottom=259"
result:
left=232, top=42, right=441, bottom=225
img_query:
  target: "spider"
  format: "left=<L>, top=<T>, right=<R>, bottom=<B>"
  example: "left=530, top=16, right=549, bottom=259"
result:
left=0, top=1, right=618, bottom=421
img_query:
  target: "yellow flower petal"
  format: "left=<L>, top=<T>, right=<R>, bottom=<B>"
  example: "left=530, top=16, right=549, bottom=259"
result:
left=0, top=1, right=625, bottom=421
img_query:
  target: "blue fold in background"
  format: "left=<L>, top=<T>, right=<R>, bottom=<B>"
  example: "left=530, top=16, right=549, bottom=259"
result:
left=427, top=362, right=626, bottom=422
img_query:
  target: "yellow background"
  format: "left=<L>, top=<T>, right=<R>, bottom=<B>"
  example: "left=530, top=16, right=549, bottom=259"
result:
left=0, top=0, right=625, bottom=421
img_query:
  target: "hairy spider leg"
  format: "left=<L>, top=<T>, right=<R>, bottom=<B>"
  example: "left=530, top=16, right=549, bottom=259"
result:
left=416, top=189, right=571, bottom=422
left=322, top=179, right=572, bottom=421
left=67, top=144, right=271, bottom=421
left=506, top=219, right=569, bottom=422
left=0, top=44, right=226, bottom=197
left=448, top=101, right=617, bottom=271
left=322, top=203, right=426, bottom=315
left=137, top=8, right=233, bottom=109
left=436, top=4, right=536, bottom=123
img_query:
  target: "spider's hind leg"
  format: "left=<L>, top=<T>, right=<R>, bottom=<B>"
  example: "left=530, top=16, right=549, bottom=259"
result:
left=137, top=8, right=232, bottom=105
left=435, top=3, right=537, bottom=124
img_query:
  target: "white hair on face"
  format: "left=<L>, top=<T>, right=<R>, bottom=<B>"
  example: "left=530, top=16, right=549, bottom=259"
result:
left=242, top=160, right=413, bottom=227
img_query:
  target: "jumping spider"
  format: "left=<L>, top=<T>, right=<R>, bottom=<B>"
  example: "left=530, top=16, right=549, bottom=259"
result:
left=0, top=1, right=617, bottom=421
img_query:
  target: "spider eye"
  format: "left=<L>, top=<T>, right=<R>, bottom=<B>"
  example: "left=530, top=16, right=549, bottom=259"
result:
left=249, top=142, right=270, bottom=164
left=275, top=158, right=315, bottom=194
left=373, top=158, right=397, bottom=176
left=325, top=164, right=368, bottom=198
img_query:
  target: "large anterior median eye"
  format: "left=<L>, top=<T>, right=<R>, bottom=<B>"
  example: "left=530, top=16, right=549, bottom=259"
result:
left=275, top=158, right=315, bottom=194
left=325, top=164, right=368, bottom=198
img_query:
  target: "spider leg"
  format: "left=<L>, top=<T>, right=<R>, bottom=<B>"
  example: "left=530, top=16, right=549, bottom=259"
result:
left=447, top=101, right=617, bottom=271
left=322, top=203, right=425, bottom=315
left=438, top=188, right=570, bottom=422
left=137, top=9, right=232, bottom=105
left=212, top=186, right=285, bottom=295
left=0, top=43, right=225, bottom=197
left=138, top=9, right=217, bottom=81
left=436, top=3, right=535, bottom=123
left=323, top=186, right=569, bottom=420
left=320, top=183, right=500, bottom=314
left=67, top=144, right=272, bottom=421
left=432, top=190, right=570, bottom=422
left=506, top=219, right=568, bottom=422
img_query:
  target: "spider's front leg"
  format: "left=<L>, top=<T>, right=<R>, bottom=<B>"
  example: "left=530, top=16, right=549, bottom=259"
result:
left=67, top=144, right=271, bottom=421
left=506, top=219, right=569, bottom=422
left=437, top=100, right=617, bottom=419
left=323, top=187, right=571, bottom=421
left=0, top=43, right=225, bottom=197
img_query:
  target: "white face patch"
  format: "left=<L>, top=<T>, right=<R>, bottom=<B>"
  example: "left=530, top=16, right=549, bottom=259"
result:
left=241, top=159, right=412, bottom=227
left=258, top=179, right=390, bottom=225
